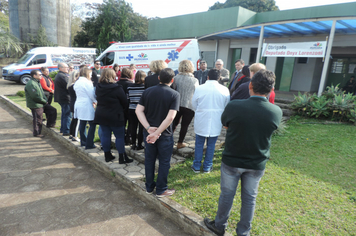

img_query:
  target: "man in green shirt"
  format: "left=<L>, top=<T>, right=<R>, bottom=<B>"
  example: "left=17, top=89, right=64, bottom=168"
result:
left=204, top=69, right=282, bottom=236
left=25, top=70, right=57, bottom=137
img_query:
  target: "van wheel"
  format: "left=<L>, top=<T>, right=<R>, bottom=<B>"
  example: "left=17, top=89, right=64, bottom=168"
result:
left=20, top=75, right=31, bottom=85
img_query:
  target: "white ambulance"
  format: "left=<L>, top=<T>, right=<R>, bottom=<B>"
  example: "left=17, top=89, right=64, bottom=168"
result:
left=95, top=39, right=200, bottom=72
left=2, top=47, right=96, bottom=84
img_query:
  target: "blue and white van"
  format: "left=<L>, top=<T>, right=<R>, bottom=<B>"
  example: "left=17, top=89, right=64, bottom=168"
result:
left=2, top=47, right=96, bottom=84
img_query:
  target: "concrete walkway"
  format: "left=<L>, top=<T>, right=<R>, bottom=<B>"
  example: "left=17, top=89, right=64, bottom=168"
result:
left=0, top=101, right=191, bottom=235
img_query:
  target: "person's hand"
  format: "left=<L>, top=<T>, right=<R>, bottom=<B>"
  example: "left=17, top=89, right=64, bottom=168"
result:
left=147, top=127, right=158, bottom=134
left=146, top=132, right=160, bottom=144
left=93, top=102, right=97, bottom=108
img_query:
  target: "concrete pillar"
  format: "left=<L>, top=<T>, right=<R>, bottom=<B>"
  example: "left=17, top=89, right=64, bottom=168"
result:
left=41, top=0, right=58, bottom=44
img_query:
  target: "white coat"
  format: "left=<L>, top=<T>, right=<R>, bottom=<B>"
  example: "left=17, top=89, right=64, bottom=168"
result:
left=73, top=77, right=96, bottom=121
left=191, top=80, right=230, bottom=137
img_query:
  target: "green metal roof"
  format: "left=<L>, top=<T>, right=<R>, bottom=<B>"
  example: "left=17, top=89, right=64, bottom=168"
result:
left=148, top=2, right=356, bottom=40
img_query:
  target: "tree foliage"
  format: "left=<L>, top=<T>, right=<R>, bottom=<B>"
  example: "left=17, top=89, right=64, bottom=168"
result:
left=209, top=0, right=279, bottom=12
left=73, top=0, right=148, bottom=51
left=0, top=0, right=8, bottom=15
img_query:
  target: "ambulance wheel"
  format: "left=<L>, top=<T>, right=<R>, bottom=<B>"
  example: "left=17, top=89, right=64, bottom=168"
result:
left=20, top=75, right=31, bottom=85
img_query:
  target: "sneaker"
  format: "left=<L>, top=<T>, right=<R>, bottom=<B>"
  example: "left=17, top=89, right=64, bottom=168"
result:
left=204, top=167, right=213, bottom=173
left=204, top=218, right=225, bottom=236
left=146, top=190, right=153, bottom=195
left=156, top=189, right=175, bottom=198
left=191, top=166, right=200, bottom=173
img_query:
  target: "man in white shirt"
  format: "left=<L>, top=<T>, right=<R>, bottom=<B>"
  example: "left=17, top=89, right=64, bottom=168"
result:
left=191, top=69, right=230, bottom=173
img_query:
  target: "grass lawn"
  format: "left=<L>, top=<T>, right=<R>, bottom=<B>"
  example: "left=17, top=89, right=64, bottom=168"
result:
left=7, top=96, right=101, bottom=142
left=8, top=95, right=356, bottom=235
left=169, top=117, right=356, bottom=235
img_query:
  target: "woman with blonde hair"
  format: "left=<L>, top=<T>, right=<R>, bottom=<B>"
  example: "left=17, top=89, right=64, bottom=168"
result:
left=94, top=68, right=133, bottom=164
left=74, top=67, right=97, bottom=149
left=67, top=71, right=80, bottom=141
left=145, top=60, right=177, bottom=89
left=173, top=60, right=199, bottom=149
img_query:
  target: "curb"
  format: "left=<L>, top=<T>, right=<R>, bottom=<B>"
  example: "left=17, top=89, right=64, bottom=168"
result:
left=0, top=95, right=224, bottom=236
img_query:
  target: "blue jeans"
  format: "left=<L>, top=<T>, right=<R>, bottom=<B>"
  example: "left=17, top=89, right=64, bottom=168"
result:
left=192, top=134, right=218, bottom=172
left=79, top=120, right=96, bottom=149
left=100, top=125, right=125, bottom=153
left=59, top=103, right=72, bottom=134
left=215, top=162, right=265, bottom=236
left=143, top=130, right=173, bottom=195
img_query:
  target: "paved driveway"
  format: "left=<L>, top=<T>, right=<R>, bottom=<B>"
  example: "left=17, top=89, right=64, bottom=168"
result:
left=0, top=78, right=25, bottom=96
left=0, top=101, right=191, bottom=235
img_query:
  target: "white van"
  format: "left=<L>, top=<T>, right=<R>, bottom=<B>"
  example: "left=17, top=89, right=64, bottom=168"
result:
left=2, top=47, right=96, bottom=84
left=95, top=39, right=200, bottom=72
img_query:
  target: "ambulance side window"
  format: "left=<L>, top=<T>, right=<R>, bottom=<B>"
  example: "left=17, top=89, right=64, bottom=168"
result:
left=100, top=52, right=114, bottom=66
left=28, top=54, right=47, bottom=66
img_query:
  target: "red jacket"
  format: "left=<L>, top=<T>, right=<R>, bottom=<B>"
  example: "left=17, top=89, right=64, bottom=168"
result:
left=40, top=75, right=55, bottom=93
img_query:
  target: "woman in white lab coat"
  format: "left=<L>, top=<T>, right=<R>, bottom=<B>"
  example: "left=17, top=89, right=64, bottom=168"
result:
left=74, top=67, right=97, bottom=149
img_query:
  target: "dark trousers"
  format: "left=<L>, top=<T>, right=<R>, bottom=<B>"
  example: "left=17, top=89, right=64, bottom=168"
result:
left=45, top=93, right=53, bottom=105
left=173, top=106, right=195, bottom=143
left=69, top=117, right=78, bottom=137
left=79, top=120, right=96, bottom=148
left=31, top=108, right=43, bottom=136
left=143, top=130, right=173, bottom=195
left=128, top=109, right=143, bottom=146
left=43, top=104, right=57, bottom=127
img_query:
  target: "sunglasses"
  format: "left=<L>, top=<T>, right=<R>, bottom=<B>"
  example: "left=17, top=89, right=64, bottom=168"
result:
left=95, top=63, right=100, bottom=65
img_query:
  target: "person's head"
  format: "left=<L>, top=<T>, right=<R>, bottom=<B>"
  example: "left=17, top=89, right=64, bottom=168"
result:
left=68, top=63, right=74, bottom=73
left=235, top=59, right=245, bottom=71
left=79, top=64, right=87, bottom=70
left=249, top=63, right=266, bottom=78
left=215, top=59, right=224, bottom=70
left=121, top=68, right=133, bottom=79
left=129, top=64, right=136, bottom=70
left=249, top=69, right=275, bottom=96
left=67, top=71, right=80, bottom=89
left=79, top=67, right=92, bottom=80
left=200, top=60, right=207, bottom=71
left=178, top=60, right=194, bottom=74
left=159, top=68, right=175, bottom=84
left=94, top=60, right=101, bottom=70
left=149, top=60, right=167, bottom=74
left=30, top=70, right=41, bottom=80
left=113, top=64, right=120, bottom=72
left=351, top=76, right=355, bottom=81
left=40, top=67, right=49, bottom=76
left=207, top=69, right=220, bottom=81
left=58, top=63, right=69, bottom=73
left=99, top=68, right=116, bottom=84
left=241, top=65, right=250, bottom=77
left=135, top=70, right=146, bottom=84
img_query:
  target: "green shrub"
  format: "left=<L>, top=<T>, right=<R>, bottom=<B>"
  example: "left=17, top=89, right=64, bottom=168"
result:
left=291, top=84, right=356, bottom=123
left=16, top=90, right=25, bottom=97
left=49, top=70, right=58, bottom=79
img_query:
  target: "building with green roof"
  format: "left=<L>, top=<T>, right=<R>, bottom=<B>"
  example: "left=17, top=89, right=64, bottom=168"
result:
left=148, top=2, right=356, bottom=94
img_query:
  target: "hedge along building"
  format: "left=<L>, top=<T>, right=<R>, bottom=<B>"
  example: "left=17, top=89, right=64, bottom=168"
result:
left=148, top=2, right=356, bottom=96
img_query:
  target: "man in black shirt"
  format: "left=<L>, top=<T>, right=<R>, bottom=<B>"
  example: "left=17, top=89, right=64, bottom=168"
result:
left=136, top=68, right=180, bottom=198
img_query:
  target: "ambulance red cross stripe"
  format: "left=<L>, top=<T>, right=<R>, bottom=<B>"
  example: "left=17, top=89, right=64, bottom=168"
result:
left=164, top=40, right=191, bottom=65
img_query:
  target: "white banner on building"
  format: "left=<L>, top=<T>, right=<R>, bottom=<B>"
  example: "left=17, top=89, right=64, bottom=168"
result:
left=262, top=41, right=327, bottom=58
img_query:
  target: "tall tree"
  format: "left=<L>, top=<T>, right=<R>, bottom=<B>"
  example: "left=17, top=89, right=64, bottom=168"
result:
left=73, top=0, right=148, bottom=51
left=209, top=0, right=279, bottom=12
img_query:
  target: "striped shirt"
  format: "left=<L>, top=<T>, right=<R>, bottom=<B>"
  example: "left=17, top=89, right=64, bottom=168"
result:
left=127, top=84, right=145, bottom=110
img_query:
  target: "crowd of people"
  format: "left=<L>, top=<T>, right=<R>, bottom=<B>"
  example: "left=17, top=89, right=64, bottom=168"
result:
left=24, top=58, right=282, bottom=235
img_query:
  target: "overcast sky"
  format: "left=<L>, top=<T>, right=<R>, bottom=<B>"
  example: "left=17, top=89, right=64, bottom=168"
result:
left=72, top=0, right=356, bottom=18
